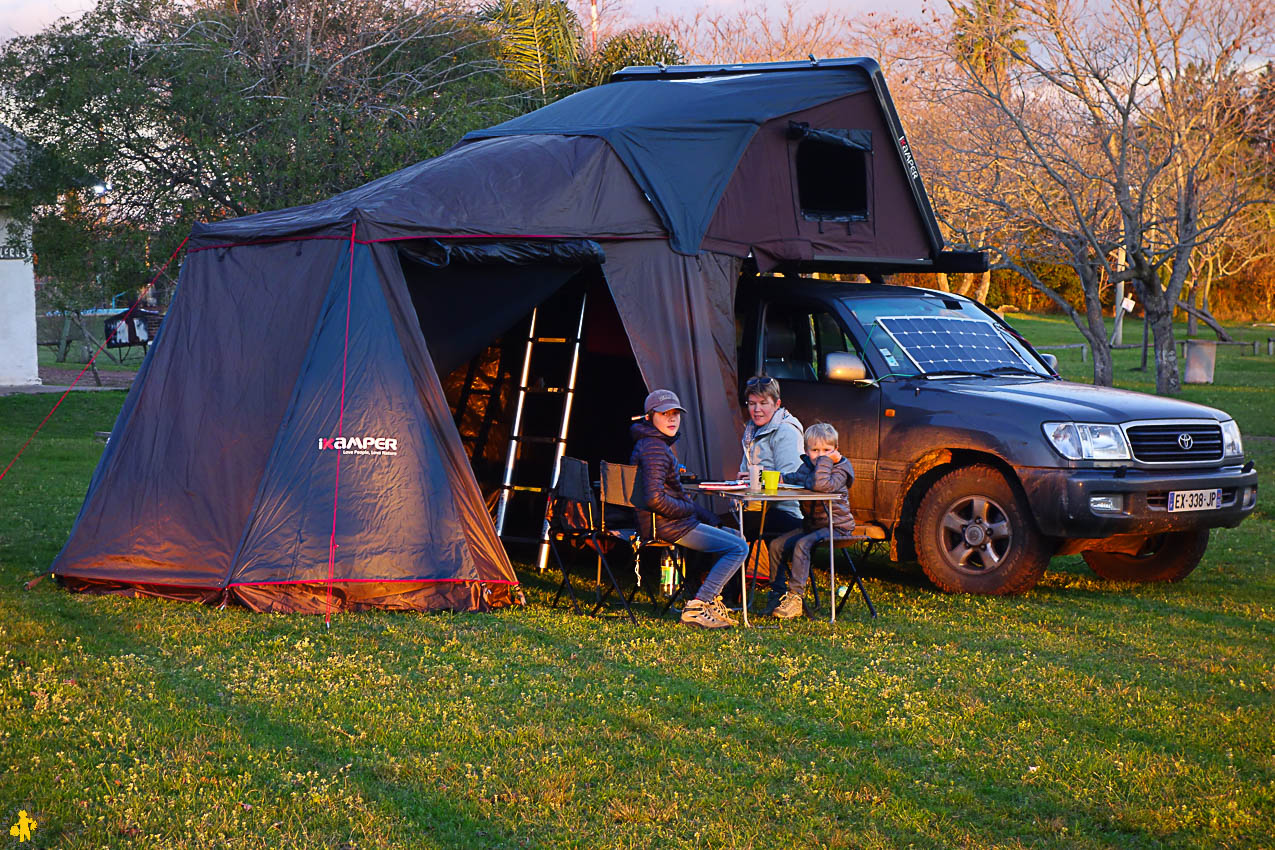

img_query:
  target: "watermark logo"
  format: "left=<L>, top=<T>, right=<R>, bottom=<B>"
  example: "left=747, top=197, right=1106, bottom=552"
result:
left=9, top=811, right=37, bottom=842
left=317, top=436, right=399, bottom=457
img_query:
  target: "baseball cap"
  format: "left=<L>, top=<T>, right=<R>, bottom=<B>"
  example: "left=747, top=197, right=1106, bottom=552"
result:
left=643, top=389, right=686, bottom=414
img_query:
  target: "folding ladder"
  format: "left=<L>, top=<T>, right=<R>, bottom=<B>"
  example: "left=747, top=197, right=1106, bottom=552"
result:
left=493, top=292, right=587, bottom=573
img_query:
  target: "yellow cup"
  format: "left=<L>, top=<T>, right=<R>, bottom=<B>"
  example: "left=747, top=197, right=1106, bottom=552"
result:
left=761, top=469, right=781, bottom=492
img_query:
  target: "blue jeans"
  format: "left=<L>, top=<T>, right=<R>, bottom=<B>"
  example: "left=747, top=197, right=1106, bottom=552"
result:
left=675, top=523, right=749, bottom=603
left=769, top=527, right=838, bottom=594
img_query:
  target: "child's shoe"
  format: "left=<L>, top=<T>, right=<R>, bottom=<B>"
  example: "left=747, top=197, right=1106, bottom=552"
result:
left=771, top=591, right=804, bottom=619
left=680, top=598, right=734, bottom=628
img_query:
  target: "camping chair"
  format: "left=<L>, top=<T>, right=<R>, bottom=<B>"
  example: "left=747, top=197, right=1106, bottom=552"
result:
left=547, top=456, right=636, bottom=624
left=598, top=460, right=687, bottom=617
left=806, top=523, right=887, bottom=619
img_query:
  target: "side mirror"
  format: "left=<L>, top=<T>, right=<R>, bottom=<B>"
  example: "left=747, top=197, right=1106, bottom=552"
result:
left=825, top=351, right=867, bottom=383
left=1040, top=353, right=1059, bottom=371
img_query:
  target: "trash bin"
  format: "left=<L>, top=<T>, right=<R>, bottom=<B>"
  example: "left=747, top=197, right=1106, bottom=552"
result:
left=1184, top=339, right=1217, bottom=384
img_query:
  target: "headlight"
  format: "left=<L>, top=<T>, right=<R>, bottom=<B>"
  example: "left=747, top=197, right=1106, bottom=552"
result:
left=1042, top=422, right=1131, bottom=460
left=1221, top=419, right=1243, bottom=458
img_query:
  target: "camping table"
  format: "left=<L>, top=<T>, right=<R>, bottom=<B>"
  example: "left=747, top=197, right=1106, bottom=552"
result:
left=687, top=486, right=844, bottom=627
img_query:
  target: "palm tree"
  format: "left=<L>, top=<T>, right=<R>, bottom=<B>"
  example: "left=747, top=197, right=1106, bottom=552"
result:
left=480, top=0, right=582, bottom=101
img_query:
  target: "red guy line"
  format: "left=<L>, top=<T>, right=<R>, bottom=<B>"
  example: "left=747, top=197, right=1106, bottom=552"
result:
left=185, top=232, right=666, bottom=254
left=229, top=577, right=519, bottom=588
left=324, top=222, right=358, bottom=627
left=52, top=574, right=517, bottom=590
left=0, top=236, right=189, bottom=485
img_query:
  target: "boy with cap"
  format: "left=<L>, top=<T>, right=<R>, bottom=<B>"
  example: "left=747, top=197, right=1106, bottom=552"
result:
left=630, top=389, right=748, bottom=629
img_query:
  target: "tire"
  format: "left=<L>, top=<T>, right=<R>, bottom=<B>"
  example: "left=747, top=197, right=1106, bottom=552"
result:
left=1082, top=530, right=1209, bottom=582
left=915, top=464, right=1050, bottom=595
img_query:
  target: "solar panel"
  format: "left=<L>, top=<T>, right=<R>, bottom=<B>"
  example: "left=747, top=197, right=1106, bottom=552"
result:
left=876, top=315, right=1031, bottom=373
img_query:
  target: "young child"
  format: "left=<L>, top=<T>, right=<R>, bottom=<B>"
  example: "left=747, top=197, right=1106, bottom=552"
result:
left=767, top=422, right=856, bottom=619
left=630, top=389, right=749, bottom=629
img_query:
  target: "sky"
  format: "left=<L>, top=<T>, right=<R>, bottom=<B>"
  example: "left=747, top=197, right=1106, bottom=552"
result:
left=1, top=0, right=931, bottom=41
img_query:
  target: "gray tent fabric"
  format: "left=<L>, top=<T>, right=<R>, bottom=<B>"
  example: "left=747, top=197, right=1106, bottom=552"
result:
left=190, top=135, right=665, bottom=246
left=463, top=67, right=874, bottom=254
left=53, top=241, right=340, bottom=588
left=601, top=240, right=743, bottom=477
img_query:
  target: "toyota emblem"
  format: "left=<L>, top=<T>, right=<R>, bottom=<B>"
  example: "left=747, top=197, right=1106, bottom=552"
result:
left=1178, top=433, right=1194, bottom=450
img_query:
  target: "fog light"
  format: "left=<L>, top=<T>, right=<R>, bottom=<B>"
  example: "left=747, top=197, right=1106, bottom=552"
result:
left=1089, top=494, right=1124, bottom=513
left=1242, top=487, right=1257, bottom=509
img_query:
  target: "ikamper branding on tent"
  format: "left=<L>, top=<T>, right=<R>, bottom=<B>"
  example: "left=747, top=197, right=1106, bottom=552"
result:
left=317, top=436, right=399, bottom=456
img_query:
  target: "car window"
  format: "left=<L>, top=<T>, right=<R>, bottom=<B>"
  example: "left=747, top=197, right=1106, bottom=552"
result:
left=764, top=306, right=869, bottom=382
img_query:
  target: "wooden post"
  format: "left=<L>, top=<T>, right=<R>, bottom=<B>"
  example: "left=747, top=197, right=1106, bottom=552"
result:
left=72, top=314, right=122, bottom=366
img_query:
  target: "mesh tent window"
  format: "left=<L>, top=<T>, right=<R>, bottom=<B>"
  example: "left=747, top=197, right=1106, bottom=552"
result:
left=790, top=123, right=872, bottom=223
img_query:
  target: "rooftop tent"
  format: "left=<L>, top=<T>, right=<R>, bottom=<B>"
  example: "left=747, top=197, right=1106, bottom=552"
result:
left=50, top=59, right=971, bottom=613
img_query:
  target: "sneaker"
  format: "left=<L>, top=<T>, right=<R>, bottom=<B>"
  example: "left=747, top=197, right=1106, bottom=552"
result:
left=762, top=588, right=785, bottom=616
left=708, top=595, right=739, bottom=626
left=771, top=591, right=804, bottom=620
left=680, top=598, right=734, bottom=629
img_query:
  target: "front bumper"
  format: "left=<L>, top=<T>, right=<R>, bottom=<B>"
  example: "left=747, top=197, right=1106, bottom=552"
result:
left=1018, top=463, right=1258, bottom=538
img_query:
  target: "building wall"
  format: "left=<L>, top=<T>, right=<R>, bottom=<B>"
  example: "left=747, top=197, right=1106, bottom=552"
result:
left=0, top=208, right=39, bottom=386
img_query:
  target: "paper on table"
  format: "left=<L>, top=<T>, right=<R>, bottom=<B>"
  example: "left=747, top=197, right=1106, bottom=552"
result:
left=697, top=481, right=749, bottom=490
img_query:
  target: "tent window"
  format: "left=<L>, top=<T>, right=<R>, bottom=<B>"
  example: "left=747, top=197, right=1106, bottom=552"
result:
left=795, top=139, right=869, bottom=222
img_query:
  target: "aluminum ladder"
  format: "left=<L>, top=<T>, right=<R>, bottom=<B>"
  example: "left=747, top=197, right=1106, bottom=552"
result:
left=493, top=292, right=587, bottom=573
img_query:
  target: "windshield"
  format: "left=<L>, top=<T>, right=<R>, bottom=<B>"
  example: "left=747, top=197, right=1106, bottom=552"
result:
left=847, top=295, right=1049, bottom=377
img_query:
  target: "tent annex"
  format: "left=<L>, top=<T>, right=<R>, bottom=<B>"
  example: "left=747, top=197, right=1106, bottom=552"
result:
left=51, top=58, right=977, bottom=613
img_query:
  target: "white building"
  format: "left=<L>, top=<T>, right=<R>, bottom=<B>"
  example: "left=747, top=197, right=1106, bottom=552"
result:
left=0, top=124, right=39, bottom=387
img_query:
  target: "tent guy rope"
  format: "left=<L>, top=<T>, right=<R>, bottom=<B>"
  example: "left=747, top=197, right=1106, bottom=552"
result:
left=0, top=236, right=190, bottom=485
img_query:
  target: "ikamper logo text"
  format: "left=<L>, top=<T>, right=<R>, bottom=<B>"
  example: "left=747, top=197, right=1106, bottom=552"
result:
left=317, top=436, right=399, bottom=454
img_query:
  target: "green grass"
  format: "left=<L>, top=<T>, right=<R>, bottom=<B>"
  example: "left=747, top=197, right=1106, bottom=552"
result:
left=37, top=344, right=147, bottom=373
left=2, top=316, right=1273, bottom=848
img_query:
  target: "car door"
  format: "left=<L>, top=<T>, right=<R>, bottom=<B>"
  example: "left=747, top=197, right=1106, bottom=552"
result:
left=759, top=299, right=882, bottom=519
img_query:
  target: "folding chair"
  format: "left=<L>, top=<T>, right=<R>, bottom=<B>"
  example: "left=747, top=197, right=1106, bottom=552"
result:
left=547, top=456, right=636, bottom=623
left=807, top=523, right=887, bottom=619
left=598, top=460, right=687, bottom=618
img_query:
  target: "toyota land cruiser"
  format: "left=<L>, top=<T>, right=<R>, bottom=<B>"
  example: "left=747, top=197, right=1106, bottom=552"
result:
left=737, top=276, right=1259, bottom=594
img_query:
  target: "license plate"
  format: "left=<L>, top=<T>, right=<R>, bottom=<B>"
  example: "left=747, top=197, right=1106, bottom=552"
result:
left=1167, top=488, right=1222, bottom=512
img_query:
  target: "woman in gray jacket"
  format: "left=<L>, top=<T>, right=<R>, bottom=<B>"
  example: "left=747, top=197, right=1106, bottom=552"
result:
left=735, top=375, right=805, bottom=608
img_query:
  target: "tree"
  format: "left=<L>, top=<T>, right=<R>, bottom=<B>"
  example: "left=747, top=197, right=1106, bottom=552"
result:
left=580, top=28, right=684, bottom=87
left=0, top=0, right=524, bottom=310
left=481, top=0, right=685, bottom=97
left=918, top=0, right=1275, bottom=393
left=480, top=0, right=582, bottom=100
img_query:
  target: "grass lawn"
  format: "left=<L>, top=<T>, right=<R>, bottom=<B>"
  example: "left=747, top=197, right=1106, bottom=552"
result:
left=1, top=315, right=1272, bottom=849
left=37, top=344, right=147, bottom=374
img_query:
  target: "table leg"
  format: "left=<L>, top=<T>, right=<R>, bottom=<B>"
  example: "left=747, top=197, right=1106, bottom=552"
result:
left=829, top=504, right=836, bottom=625
left=738, top=500, right=748, bottom=628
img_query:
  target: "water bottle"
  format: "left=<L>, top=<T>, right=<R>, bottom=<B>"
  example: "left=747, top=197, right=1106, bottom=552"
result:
left=661, top=551, right=676, bottom=595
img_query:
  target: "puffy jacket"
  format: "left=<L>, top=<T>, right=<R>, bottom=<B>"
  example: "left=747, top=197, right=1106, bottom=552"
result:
left=630, top=420, right=716, bottom=543
left=782, top=454, right=856, bottom=534
left=738, top=406, right=804, bottom=519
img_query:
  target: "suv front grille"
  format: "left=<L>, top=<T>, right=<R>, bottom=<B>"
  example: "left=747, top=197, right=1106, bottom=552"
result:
left=1126, top=423, right=1223, bottom=463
